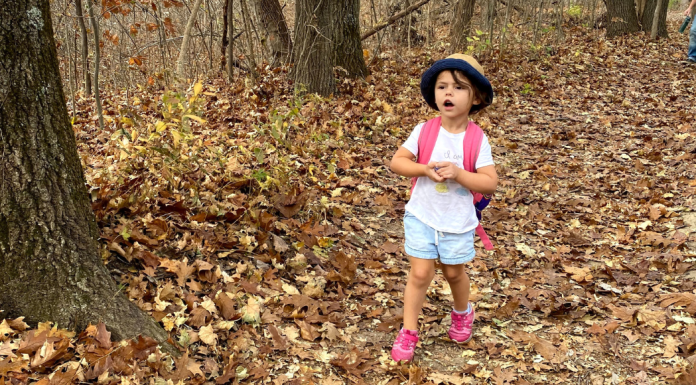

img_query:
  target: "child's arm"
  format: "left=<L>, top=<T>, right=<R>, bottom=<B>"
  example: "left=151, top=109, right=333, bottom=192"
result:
left=435, top=162, right=498, bottom=195
left=390, top=147, right=444, bottom=182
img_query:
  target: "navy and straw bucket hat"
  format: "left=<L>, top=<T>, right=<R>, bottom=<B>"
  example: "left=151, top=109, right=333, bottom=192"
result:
left=420, top=54, right=493, bottom=114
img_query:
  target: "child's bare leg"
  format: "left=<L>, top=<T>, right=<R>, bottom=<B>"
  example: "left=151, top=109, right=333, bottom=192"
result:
left=403, top=258, right=436, bottom=330
left=441, top=263, right=470, bottom=312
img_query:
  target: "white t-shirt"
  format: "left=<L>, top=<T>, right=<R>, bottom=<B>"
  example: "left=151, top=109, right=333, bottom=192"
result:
left=402, top=122, right=494, bottom=234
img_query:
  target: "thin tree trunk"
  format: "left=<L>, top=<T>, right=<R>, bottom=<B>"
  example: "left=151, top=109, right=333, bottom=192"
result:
left=555, top=0, right=563, bottom=42
left=0, top=0, right=172, bottom=350
left=500, top=0, right=512, bottom=58
left=293, top=0, right=335, bottom=95
left=591, top=0, right=598, bottom=30
left=176, top=0, right=205, bottom=82
left=225, top=0, right=235, bottom=79
left=533, top=0, right=545, bottom=47
left=240, top=0, right=259, bottom=78
left=333, top=0, right=369, bottom=78
left=253, top=0, right=293, bottom=66
left=487, top=0, right=496, bottom=53
left=450, top=0, right=477, bottom=52
left=650, top=0, right=664, bottom=39
left=605, top=0, right=640, bottom=37
left=407, top=0, right=412, bottom=49
left=66, top=25, right=76, bottom=120
left=85, top=0, right=104, bottom=130
left=642, top=0, right=669, bottom=38
left=75, top=0, right=91, bottom=96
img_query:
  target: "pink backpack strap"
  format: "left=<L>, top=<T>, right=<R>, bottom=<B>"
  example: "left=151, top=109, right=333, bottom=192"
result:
left=461, top=121, right=483, bottom=174
left=462, top=121, right=494, bottom=250
left=410, top=117, right=441, bottom=194
left=462, top=121, right=484, bottom=205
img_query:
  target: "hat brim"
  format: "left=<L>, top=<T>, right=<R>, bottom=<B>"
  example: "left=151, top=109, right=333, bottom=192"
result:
left=420, top=59, right=494, bottom=113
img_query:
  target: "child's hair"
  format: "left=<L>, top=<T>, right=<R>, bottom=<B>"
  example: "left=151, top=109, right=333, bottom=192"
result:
left=427, top=69, right=485, bottom=114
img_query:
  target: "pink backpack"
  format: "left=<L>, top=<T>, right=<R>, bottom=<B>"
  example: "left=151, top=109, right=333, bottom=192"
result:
left=410, top=117, right=494, bottom=250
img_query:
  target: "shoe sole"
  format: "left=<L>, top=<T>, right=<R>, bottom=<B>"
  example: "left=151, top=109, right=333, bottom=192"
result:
left=449, top=334, right=473, bottom=344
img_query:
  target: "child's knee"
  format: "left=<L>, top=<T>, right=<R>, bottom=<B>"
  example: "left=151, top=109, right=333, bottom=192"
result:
left=442, top=267, right=468, bottom=283
left=409, top=266, right=435, bottom=285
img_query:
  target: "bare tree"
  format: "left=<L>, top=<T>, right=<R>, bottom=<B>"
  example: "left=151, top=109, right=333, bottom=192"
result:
left=240, top=0, right=259, bottom=77
left=177, top=0, right=205, bottom=82
left=85, top=0, right=103, bottom=130
left=222, top=0, right=235, bottom=80
left=75, top=0, right=91, bottom=95
left=0, top=0, right=171, bottom=348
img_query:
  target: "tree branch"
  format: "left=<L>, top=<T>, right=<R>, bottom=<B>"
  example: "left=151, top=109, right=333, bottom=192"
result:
left=361, top=0, right=432, bottom=40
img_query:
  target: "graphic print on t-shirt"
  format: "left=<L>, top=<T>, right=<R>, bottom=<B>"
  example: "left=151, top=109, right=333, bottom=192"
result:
left=435, top=183, right=449, bottom=193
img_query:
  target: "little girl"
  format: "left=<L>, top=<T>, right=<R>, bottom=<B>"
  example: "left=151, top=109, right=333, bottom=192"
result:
left=389, top=54, right=498, bottom=362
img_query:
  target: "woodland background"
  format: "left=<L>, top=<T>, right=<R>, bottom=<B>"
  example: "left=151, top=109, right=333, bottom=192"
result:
left=1, top=0, right=696, bottom=384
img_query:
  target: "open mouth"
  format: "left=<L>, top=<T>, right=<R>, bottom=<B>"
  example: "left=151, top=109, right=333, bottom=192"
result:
left=443, top=100, right=455, bottom=108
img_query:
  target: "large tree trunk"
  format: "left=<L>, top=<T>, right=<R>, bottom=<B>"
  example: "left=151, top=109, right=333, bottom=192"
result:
left=605, top=0, right=641, bottom=37
left=253, top=0, right=293, bottom=66
left=332, top=0, right=368, bottom=78
left=641, top=0, right=668, bottom=38
left=75, top=0, right=91, bottom=96
left=292, top=0, right=335, bottom=96
left=450, top=0, right=477, bottom=52
left=0, top=0, right=170, bottom=347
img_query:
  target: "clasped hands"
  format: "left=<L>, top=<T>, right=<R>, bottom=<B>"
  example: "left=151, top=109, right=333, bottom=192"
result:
left=424, top=161, right=461, bottom=183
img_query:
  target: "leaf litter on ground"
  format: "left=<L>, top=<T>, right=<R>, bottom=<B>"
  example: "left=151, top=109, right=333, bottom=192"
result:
left=2, top=21, right=696, bottom=385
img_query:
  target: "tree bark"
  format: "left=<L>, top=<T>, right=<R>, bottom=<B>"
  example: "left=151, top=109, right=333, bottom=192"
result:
left=450, top=0, right=477, bottom=52
left=177, top=0, right=205, bottom=82
left=605, top=0, right=641, bottom=37
left=253, top=0, right=293, bottom=66
left=75, top=0, right=91, bottom=96
left=642, top=0, right=668, bottom=38
left=332, top=0, right=368, bottom=78
left=292, top=0, right=335, bottom=96
left=0, top=0, right=171, bottom=348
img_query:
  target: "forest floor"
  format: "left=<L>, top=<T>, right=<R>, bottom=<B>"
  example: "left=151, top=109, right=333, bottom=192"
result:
left=2, top=21, right=696, bottom=385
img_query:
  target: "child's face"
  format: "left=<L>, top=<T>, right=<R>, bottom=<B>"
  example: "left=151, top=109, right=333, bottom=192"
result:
left=434, top=71, right=481, bottom=118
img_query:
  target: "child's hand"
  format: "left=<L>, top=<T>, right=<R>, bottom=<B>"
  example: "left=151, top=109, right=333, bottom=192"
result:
left=425, top=162, right=445, bottom=183
left=435, top=162, right=460, bottom=180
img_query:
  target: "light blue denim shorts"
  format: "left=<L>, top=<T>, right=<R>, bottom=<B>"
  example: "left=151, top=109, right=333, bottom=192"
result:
left=403, top=211, right=476, bottom=265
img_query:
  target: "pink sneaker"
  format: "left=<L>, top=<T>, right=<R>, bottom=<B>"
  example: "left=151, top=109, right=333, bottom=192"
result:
left=391, top=329, right=419, bottom=362
left=449, top=304, right=475, bottom=343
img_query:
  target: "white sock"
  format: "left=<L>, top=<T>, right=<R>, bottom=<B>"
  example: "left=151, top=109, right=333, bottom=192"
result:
left=453, top=303, right=472, bottom=315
